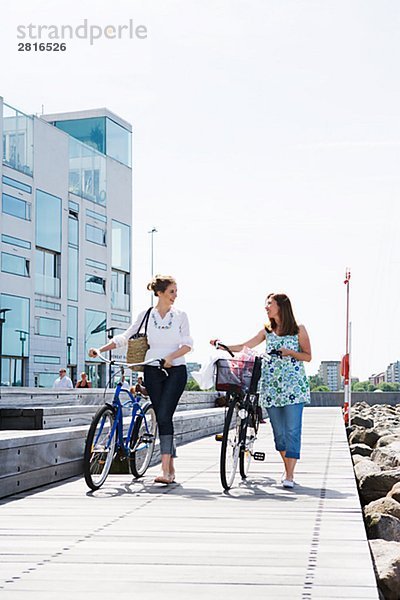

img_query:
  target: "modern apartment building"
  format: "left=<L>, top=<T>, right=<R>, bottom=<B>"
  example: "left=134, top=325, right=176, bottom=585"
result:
left=318, top=360, right=342, bottom=391
left=0, top=97, right=133, bottom=387
left=386, top=361, right=400, bottom=384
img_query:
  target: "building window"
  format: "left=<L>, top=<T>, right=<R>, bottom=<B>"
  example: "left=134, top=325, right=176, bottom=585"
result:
left=67, top=213, right=79, bottom=302
left=67, top=306, right=78, bottom=366
left=2, top=175, right=32, bottom=194
left=111, top=313, right=131, bottom=323
left=36, top=190, right=62, bottom=252
left=86, top=208, right=107, bottom=223
left=86, top=223, right=106, bottom=246
left=68, top=138, right=106, bottom=206
left=106, top=117, right=132, bottom=167
left=2, top=103, right=34, bottom=176
left=111, top=270, right=130, bottom=311
left=85, top=274, right=106, bottom=294
left=85, top=309, right=106, bottom=359
left=35, top=248, right=61, bottom=297
left=86, top=257, right=107, bottom=271
left=111, top=220, right=130, bottom=272
left=1, top=234, right=31, bottom=249
left=35, top=316, right=61, bottom=337
left=1, top=252, right=30, bottom=277
left=2, top=193, right=31, bottom=220
left=33, top=355, right=60, bottom=365
left=34, top=372, right=59, bottom=388
left=54, top=117, right=106, bottom=153
left=0, top=293, right=30, bottom=359
left=68, top=199, right=80, bottom=213
left=35, top=299, right=61, bottom=311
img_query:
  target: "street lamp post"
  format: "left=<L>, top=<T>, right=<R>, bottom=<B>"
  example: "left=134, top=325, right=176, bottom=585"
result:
left=148, top=227, right=157, bottom=306
left=66, top=336, right=74, bottom=369
left=0, top=308, right=11, bottom=387
left=15, top=329, right=29, bottom=386
left=106, top=327, right=116, bottom=385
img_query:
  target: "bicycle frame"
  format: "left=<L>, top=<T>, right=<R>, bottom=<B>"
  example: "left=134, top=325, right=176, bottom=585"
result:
left=96, top=383, right=151, bottom=456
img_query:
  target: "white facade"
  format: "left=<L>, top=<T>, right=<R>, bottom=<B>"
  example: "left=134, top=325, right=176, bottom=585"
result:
left=0, top=97, right=133, bottom=387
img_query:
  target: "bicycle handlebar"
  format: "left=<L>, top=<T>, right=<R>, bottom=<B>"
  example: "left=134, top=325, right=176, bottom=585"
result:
left=213, top=341, right=235, bottom=358
left=93, top=353, right=166, bottom=370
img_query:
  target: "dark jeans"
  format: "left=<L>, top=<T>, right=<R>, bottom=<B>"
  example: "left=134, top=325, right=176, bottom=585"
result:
left=144, top=365, right=187, bottom=456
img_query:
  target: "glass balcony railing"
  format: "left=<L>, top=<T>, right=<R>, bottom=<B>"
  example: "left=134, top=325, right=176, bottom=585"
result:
left=69, top=138, right=107, bottom=205
left=111, top=291, right=130, bottom=311
left=2, top=103, right=34, bottom=176
left=35, top=274, right=61, bottom=297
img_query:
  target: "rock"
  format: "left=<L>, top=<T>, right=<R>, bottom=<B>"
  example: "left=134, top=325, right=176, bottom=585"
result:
left=350, top=443, right=373, bottom=457
left=371, top=443, right=400, bottom=470
left=366, top=513, right=400, bottom=542
left=352, top=454, right=366, bottom=465
left=354, top=459, right=381, bottom=482
left=349, top=427, right=380, bottom=447
left=369, top=539, right=400, bottom=600
left=352, top=414, right=374, bottom=428
left=387, top=483, right=400, bottom=503
left=359, top=469, right=400, bottom=504
left=376, top=434, right=400, bottom=448
left=364, top=497, right=400, bottom=520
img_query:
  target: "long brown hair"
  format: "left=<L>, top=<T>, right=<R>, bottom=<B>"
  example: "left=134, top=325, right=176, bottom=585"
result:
left=266, top=293, right=299, bottom=336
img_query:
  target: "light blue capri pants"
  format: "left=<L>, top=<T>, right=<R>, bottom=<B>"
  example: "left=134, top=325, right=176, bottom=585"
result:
left=266, top=403, right=304, bottom=459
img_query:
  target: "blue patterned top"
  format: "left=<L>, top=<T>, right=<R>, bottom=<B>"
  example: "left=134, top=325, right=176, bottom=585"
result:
left=258, top=331, right=311, bottom=407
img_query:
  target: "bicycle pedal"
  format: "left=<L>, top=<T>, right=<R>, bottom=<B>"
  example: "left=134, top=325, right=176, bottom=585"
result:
left=215, top=433, right=223, bottom=442
left=253, top=452, right=265, bottom=461
left=141, top=434, right=154, bottom=443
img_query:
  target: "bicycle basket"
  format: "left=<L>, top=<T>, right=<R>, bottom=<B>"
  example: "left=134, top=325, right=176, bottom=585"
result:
left=215, top=357, right=261, bottom=394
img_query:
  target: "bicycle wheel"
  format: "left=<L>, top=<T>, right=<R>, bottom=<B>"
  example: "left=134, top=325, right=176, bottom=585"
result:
left=84, top=404, right=117, bottom=491
left=129, top=402, right=157, bottom=478
left=220, top=399, right=241, bottom=490
left=239, top=408, right=257, bottom=479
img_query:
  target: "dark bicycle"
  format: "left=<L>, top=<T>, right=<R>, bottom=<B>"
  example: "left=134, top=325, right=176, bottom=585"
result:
left=215, top=342, right=281, bottom=490
left=83, top=356, right=165, bottom=491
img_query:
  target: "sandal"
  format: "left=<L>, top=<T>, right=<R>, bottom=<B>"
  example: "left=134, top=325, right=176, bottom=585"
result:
left=154, top=473, right=171, bottom=484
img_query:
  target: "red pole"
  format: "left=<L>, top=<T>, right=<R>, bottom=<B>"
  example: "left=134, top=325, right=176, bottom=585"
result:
left=342, top=269, right=351, bottom=425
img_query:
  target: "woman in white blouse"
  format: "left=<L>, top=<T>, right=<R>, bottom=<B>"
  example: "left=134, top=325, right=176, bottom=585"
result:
left=89, top=275, right=193, bottom=485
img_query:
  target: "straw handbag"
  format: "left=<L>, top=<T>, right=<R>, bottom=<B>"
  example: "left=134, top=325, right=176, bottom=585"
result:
left=127, top=308, right=152, bottom=371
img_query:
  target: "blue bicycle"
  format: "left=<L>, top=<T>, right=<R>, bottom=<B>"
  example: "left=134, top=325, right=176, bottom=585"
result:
left=83, top=356, right=164, bottom=491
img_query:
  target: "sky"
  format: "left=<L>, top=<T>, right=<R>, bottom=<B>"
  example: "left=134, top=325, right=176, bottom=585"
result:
left=2, top=1, right=400, bottom=380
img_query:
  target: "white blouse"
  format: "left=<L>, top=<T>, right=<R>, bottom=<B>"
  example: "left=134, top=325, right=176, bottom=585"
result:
left=111, top=307, right=193, bottom=367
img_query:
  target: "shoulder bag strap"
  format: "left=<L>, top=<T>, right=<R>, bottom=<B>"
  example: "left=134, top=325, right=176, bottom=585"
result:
left=130, top=307, right=152, bottom=339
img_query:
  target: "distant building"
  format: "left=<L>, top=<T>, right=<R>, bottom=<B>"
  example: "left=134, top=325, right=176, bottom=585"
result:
left=386, top=361, right=400, bottom=384
left=318, top=361, right=341, bottom=391
left=369, top=372, right=385, bottom=386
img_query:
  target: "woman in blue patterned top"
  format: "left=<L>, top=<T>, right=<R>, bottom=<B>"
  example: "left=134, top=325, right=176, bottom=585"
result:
left=211, top=293, right=311, bottom=489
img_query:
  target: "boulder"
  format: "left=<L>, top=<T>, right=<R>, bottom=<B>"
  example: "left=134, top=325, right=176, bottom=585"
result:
left=354, top=459, right=381, bottom=482
left=350, top=443, right=373, bottom=457
left=352, top=415, right=374, bottom=428
left=365, top=513, right=400, bottom=542
left=352, top=453, right=366, bottom=465
left=349, top=427, right=380, bottom=448
left=359, top=469, right=400, bottom=504
left=364, top=497, right=400, bottom=520
left=369, top=539, right=400, bottom=600
left=371, top=443, right=400, bottom=470
left=376, top=434, right=400, bottom=448
left=387, top=482, right=400, bottom=503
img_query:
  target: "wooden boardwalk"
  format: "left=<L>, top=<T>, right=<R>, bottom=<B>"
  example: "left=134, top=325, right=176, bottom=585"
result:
left=0, top=407, right=378, bottom=599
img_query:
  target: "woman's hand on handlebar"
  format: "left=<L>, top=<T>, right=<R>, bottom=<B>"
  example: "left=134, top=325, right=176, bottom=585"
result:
left=210, top=339, right=220, bottom=347
left=88, top=347, right=101, bottom=358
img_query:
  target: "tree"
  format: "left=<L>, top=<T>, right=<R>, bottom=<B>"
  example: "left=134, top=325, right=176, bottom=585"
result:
left=309, top=375, right=325, bottom=390
left=352, top=381, right=376, bottom=392
left=185, top=379, right=201, bottom=391
left=377, top=382, right=400, bottom=392
left=312, top=385, right=330, bottom=392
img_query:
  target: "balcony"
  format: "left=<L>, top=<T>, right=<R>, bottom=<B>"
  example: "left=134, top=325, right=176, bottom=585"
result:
left=35, top=274, right=61, bottom=298
left=111, top=291, right=130, bottom=311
